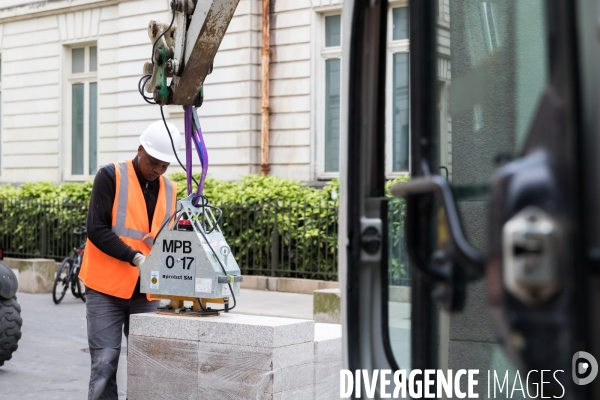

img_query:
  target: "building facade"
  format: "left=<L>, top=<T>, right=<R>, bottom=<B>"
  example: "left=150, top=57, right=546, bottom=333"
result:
left=0, top=0, right=446, bottom=184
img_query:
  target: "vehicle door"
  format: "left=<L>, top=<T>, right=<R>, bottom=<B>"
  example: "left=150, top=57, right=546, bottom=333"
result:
left=341, top=0, right=599, bottom=398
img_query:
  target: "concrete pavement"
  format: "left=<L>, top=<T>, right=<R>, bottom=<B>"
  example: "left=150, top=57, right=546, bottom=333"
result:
left=0, top=289, right=314, bottom=400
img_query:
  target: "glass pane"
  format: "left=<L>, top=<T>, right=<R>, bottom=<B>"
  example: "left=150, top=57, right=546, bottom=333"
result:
left=71, top=84, right=84, bottom=175
left=388, top=196, right=410, bottom=368
left=392, top=53, right=409, bottom=172
left=325, top=59, right=341, bottom=173
left=325, top=15, right=341, bottom=47
left=393, top=7, right=409, bottom=40
left=90, top=46, right=98, bottom=72
left=386, top=0, right=551, bottom=395
left=72, top=48, right=85, bottom=74
left=89, top=82, right=98, bottom=175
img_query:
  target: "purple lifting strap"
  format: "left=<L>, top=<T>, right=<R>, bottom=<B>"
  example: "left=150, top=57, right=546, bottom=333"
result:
left=184, top=106, right=209, bottom=197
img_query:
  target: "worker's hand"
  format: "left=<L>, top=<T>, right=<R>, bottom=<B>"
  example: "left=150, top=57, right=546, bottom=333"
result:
left=132, top=253, right=146, bottom=276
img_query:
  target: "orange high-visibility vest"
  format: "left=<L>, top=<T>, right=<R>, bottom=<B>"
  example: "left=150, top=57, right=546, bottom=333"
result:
left=80, top=160, right=177, bottom=299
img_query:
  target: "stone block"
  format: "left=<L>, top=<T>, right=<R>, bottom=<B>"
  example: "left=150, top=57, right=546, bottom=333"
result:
left=257, top=276, right=268, bottom=290
left=130, top=313, right=314, bottom=348
left=267, top=277, right=278, bottom=291
left=197, top=341, right=314, bottom=371
left=197, top=385, right=315, bottom=400
left=240, top=275, right=267, bottom=290
left=238, top=276, right=339, bottom=293
left=314, top=323, right=342, bottom=363
left=240, top=275, right=258, bottom=290
left=129, top=313, right=203, bottom=341
left=389, top=285, right=411, bottom=303
left=128, top=336, right=198, bottom=400
left=315, top=379, right=343, bottom=400
left=3, top=257, right=58, bottom=293
left=315, top=361, right=342, bottom=383
left=318, top=281, right=339, bottom=290
left=198, top=361, right=314, bottom=394
left=314, top=323, right=342, bottom=395
left=313, top=289, right=341, bottom=324
left=128, top=313, right=320, bottom=400
left=274, top=384, right=315, bottom=400
left=277, top=277, right=319, bottom=294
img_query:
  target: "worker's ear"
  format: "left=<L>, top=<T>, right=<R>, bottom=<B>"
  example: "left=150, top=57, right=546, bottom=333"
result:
left=137, top=145, right=144, bottom=158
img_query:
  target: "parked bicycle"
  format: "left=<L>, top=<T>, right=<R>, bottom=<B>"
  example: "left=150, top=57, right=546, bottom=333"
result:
left=52, top=227, right=87, bottom=304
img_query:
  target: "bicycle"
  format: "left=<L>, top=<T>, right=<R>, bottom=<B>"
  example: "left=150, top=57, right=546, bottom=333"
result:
left=52, top=227, right=87, bottom=304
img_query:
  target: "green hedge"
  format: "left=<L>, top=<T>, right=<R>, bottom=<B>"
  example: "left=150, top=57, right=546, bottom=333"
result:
left=0, top=182, right=92, bottom=259
left=0, top=175, right=409, bottom=283
left=170, top=174, right=340, bottom=279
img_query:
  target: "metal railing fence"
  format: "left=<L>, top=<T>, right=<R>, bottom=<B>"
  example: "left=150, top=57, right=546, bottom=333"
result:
left=0, top=197, right=410, bottom=285
left=0, top=198, right=88, bottom=260
left=218, top=200, right=339, bottom=280
left=388, top=199, right=410, bottom=287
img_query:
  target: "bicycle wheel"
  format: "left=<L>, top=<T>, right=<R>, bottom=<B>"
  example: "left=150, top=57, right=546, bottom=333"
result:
left=74, top=270, right=86, bottom=303
left=52, top=258, right=72, bottom=305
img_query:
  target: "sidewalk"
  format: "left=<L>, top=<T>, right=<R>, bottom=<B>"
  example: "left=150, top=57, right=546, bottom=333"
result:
left=0, top=289, right=314, bottom=400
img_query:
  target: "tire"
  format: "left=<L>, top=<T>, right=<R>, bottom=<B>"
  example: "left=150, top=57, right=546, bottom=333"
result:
left=53, top=258, right=72, bottom=305
left=70, top=278, right=80, bottom=299
left=0, top=296, right=22, bottom=367
left=74, top=269, right=86, bottom=303
left=72, top=254, right=86, bottom=303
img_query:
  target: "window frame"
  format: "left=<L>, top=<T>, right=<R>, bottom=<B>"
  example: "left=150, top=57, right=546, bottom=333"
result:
left=315, top=9, right=343, bottom=180
left=386, top=0, right=411, bottom=177
left=64, top=43, right=98, bottom=181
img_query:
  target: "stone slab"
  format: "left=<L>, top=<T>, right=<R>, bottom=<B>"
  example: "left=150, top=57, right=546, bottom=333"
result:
left=315, top=379, right=343, bottom=400
left=196, top=385, right=315, bottom=400
left=314, top=323, right=343, bottom=396
left=198, top=361, right=314, bottom=394
left=240, top=275, right=268, bottom=291
left=197, top=341, right=314, bottom=371
left=315, top=361, right=343, bottom=384
left=267, top=277, right=278, bottom=291
left=389, top=285, right=411, bottom=303
left=127, top=336, right=198, bottom=400
left=277, top=277, right=338, bottom=294
left=274, top=384, right=315, bottom=400
left=130, top=313, right=314, bottom=348
left=3, top=257, right=58, bottom=293
left=239, top=276, right=339, bottom=294
left=313, top=289, right=341, bottom=324
left=314, top=323, right=343, bottom=363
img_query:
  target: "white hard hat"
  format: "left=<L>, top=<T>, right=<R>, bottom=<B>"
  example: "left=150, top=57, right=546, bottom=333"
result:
left=139, top=120, right=181, bottom=163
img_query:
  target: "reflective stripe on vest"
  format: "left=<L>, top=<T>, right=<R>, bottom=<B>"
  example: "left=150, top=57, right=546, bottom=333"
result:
left=79, top=160, right=177, bottom=299
left=163, top=179, right=174, bottom=228
left=115, top=162, right=129, bottom=227
left=111, top=226, right=148, bottom=241
left=111, top=161, right=175, bottom=243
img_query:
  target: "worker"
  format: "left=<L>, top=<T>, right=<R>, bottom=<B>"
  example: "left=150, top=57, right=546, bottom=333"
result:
left=79, top=120, right=179, bottom=400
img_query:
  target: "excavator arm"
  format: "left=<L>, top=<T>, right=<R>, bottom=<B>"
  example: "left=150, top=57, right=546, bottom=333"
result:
left=142, top=0, right=240, bottom=106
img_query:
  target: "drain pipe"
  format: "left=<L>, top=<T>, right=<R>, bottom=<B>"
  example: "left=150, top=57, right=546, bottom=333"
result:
left=260, top=0, right=270, bottom=176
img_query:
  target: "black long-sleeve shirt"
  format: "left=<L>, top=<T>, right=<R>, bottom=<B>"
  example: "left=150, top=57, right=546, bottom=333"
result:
left=86, top=157, right=160, bottom=265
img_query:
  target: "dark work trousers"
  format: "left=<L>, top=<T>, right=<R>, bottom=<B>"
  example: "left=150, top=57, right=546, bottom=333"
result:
left=85, top=281, right=159, bottom=400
